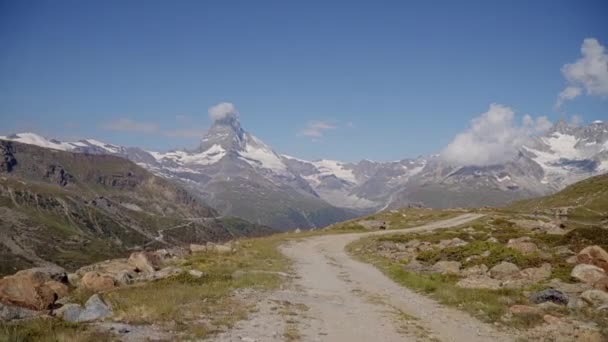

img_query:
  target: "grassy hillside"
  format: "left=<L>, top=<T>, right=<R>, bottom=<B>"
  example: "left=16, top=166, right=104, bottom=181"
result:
left=508, top=173, right=608, bottom=222
left=0, top=140, right=273, bottom=275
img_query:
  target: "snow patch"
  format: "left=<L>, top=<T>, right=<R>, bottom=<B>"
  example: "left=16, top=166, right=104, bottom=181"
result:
left=312, top=159, right=357, bottom=183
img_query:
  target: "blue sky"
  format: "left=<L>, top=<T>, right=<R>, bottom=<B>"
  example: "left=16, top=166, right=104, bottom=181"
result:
left=0, top=0, right=607, bottom=162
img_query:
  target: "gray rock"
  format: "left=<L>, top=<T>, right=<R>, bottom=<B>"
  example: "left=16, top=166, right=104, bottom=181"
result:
left=581, top=290, right=608, bottom=307
left=77, top=294, right=112, bottom=322
left=0, top=303, right=40, bottom=321
left=456, top=275, right=502, bottom=290
left=431, top=261, right=461, bottom=275
left=461, top=264, right=488, bottom=277
left=489, top=261, right=520, bottom=280
left=528, top=289, right=569, bottom=305
left=188, top=270, right=205, bottom=278
left=55, top=303, right=83, bottom=323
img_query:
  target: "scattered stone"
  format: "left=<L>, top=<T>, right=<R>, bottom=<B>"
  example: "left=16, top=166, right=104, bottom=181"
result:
left=14, top=266, right=68, bottom=284
left=576, top=246, right=608, bottom=273
left=402, top=259, right=428, bottom=273
left=44, top=280, right=69, bottom=300
left=529, top=289, right=569, bottom=305
left=520, top=263, right=552, bottom=283
left=554, top=246, right=575, bottom=257
left=456, top=275, right=502, bottom=290
left=67, top=273, right=80, bottom=287
left=543, top=314, right=562, bottom=325
left=580, top=290, right=608, bottom=307
left=431, top=261, right=461, bottom=275
left=190, top=243, right=207, bottom=253
left=405, top=239, right=421, bottom=249
left=80, top=272, right=116, bottom=292
left=509, top=304, right=542, bottom=315
left=437, top=238, right=468, bottom=249
left=507, top=237, right=538, bottom=255
left=55, top=303, right=83, bottom=323
left=77, top=294, right=112, bottom=322
left=566, top=255, right=579, bottom=264
left=146, top=267, right=182, bottom=281
left=128, top=251, right=161, bottom=274
left=0, top=273, right=58, bottom=310
left=571, top=264, right=607, bottom=286
left=294, top=228, right=302, bottom=233
left=461, top=264, right=488, bottom=277
left=486, top=237, right=498, bottom=243
left=188, top=270, right=204, bottom=278
left=548, top=278, right=593, bottom=295
left=0, top=303, right=40, bottom=321
left=489, top=262, right=520, bottom=280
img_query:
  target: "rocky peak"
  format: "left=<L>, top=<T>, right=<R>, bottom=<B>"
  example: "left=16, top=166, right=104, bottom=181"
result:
left=198, top=116, right=246, bottom=153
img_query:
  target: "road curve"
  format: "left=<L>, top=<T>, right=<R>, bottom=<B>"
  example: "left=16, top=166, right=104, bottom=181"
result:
left=215, top=214, right=517, bottom=342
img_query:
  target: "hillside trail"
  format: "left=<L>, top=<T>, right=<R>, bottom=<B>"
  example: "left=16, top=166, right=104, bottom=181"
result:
left=212, top=213, right=518, bottom=342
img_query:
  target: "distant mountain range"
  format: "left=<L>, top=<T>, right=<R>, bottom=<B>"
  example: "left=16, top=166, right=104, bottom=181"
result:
left=0, top=140, right=273, bottom=275
left=2, top=118, right=607, bottom=230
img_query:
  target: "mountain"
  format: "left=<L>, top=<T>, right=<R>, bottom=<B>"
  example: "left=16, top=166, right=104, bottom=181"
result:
left=0, top=140, right=273, bottom=276
left=2, top=120, right=607, bottom=226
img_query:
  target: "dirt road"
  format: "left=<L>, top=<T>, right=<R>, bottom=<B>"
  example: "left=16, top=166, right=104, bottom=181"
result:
left=213, top=213, right=516, bottom=342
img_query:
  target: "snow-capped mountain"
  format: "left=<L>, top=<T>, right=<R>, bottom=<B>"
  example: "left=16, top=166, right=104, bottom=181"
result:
left=2, top=119, right=607, bottom=227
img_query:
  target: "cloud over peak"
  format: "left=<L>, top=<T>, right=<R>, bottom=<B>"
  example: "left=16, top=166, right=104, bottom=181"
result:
left=441, top=104, right=551, bottom=166
left=556, top=38, right=608, bottom=107
left=209, top=102, right=239, bottom=122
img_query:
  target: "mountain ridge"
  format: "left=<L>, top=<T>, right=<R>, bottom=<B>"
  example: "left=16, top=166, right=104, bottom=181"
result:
left=2, top=118, right=607, bottom=228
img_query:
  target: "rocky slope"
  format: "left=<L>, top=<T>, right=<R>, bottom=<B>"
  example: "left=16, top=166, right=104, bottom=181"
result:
left=2, top=120, right=607, bottom=227
left=0, top=140, right=273, bottom=276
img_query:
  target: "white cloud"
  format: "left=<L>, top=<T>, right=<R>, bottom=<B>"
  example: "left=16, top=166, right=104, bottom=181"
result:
left=441, top=104, right=552, bottom=166
left=299, top=120, right=336, bottom=137
left=208, top=102, right=239, bottom=122
left=556, top=38, right=608, bottom=107
left=101, top=118, right=159, bottom=133
left=555, top=86, right=582, bottom=108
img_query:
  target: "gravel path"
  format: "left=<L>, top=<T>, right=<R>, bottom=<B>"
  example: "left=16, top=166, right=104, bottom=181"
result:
left=212, top=213, right=518, bottom=342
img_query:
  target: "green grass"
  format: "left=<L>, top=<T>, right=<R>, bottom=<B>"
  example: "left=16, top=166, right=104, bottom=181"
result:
left=347, top=236, right=525, bottom=323
left=0, top=319, right=114, bottom=342
left=102, top=235, right=290, bottom=339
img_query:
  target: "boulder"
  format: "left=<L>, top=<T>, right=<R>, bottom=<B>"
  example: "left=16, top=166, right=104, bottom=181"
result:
left=14, top=266, right=68, bottom=284
left=581, top=290, right=608, bottom=307
left=571, top=264, right=608, bottom=286
left=486, top=237, right=498, bottom=243
left=529, top=289, right=569, bottom=305
left=80, top=272, right=116, bottom=292
left=44, top=281, right=69, bottom=300
left=576, top=246, right=608, bottom=273
left=190, top=244, right=207, bottom=253
left=548, top=278, right=592, bottom=294
left=437, top=238, right=468, bottom=249
left=145, top=267, right=182, bottom=281
left=67, top=273, right=80, bottom=287
left=520, top=263, right=552, bottom=283
left=405, top=239, right=421, bottom=249
left=431, top=261, right=461, bottom=275
left=509, top=305, right=542, bottom=315
left=489, top=262, right=520, bottom=280
left=461, top=264, right=488, bottom=277
left=0, top=273, right=60, bottom=310
left=128, top=251, right=161, bottom=274
left=214, top=244, right=233, bottom=254
left=0, top=302, right=41, bottom=321
left=77, top=294, right=112, bottom=322
left=456, top=275, right=502, bottom=290
left=188, top=270, right=205, bottom=278
left=55, top=303, right=83, bottom=323
left=507, top=237, right=538, bottom=255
